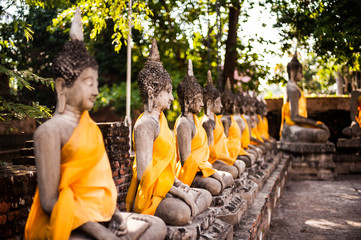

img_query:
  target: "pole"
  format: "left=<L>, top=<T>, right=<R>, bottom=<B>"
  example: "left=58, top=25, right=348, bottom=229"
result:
left=126, top=0, right=132, bottom=153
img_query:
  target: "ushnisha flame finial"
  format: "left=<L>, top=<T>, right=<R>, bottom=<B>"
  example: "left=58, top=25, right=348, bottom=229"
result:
left=225, top=78, right=231, bottom=91
left=69, top=7, right=84, bottom=41
left=148, top=39, right=161, bottom=62
left=206, top=70, right=213, bottom=85
left=187, top=59, right=194, bottom=77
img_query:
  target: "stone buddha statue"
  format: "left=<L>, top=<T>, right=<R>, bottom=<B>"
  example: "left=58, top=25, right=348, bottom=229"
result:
left=200, top=71, right=242, bottom=179
left=233, top=89, right=257, bottom=167
left=242, top=93, right=267, bottom=155
left=280, top=53, right=330, bottom=142
left=256, top=98, right=276, bottom=146
left=25, top=8, right=166, bottom=240
left=342, top=91, right=361, bottom=138
left=175, top=60, right=234, bottom=195
left=219, top=78, right=248, bottom=171
left=126, top=40, right=212, bottom=226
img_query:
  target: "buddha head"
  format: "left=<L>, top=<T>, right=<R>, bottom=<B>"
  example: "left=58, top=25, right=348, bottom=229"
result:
left=221, top=78, right=236, bottom=115
left=235, top=89, right=245, bottom=114
left=53, top=7, right=99, bottom=114
left=287, top=52, right=303, bottom=82
left=138, top=39, right=173, bottom=112
left=203, top=70, right=222, bottom=115
left=177, top=60, right=203, bottom=115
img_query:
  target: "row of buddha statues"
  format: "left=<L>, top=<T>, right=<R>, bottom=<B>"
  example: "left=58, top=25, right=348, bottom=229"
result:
left=24, top=8, right=333, bottom=240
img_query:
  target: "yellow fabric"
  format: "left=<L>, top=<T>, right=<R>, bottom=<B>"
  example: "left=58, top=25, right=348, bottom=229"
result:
left=356, top=96, right=361, bottom=127
left=356, top=106, right=361, bottom=128
left=257, top=115, right=270, bottom=140
left=201, top=115, right=235, bottom=165
left=250, top=116, right=264, bottom=145
left=280, top=88, right=322, bottom=137
left=126, top=112, right=175, bottom=215
left=175, top=115, right=215, bottom=186
left=241, top=115, right=251, bottom=149
left=227, top=115, right=243, bottom=159
left=25, top=111, right=117, bottom=240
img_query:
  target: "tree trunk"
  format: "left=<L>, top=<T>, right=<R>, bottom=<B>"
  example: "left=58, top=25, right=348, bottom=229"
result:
left=335, top=70, right=343, bottom=95
left=222, top=1, right=240, bottom=91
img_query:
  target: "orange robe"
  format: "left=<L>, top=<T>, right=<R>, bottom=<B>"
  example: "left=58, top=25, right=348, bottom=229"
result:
left=356, top=96, right=361, bottom=127
left=126, top=112, right=175, bottom=215
left=175, top=115, right=216, bottom=186
left=241, top=115, right=251, bottom=150
left=250, top=116, right=264, bottom=145
left=257, top=115, right=270, bottom=140
left=200, top=115, right=235, bottom=165
left=25, top=111, right=117, bottom=240
left=227, top=115, right=244, bottom=159
left=280, top=88, right=321, bottom=138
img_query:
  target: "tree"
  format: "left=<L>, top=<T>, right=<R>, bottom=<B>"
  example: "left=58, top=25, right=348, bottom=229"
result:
left=265, top=0, right=361, bottom=93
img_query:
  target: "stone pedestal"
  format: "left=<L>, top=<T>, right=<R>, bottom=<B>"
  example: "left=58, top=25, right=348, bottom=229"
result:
left=210, top=186, right=247, bottom=226
left=166, top=209, right=233, bottom=240
left=233, top=154, right=290, bottom=240
left=334, top=137, right=361, bottom=174
left=277, top=141, right=336, bottom=180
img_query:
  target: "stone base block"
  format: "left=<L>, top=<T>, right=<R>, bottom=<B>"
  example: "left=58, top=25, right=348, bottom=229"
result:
left=166, top=209, right=233, bottom=240
left=277, top=141, right=336, bottom=180
left=210, top=183, right=248, bottom=225
left=335, top=138, right=361, bottom=174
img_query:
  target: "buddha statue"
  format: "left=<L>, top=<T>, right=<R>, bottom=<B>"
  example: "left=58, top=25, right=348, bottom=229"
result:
left=25, top=8, right=166, bottom=240
left=280, top=53, right=330, bottom=142
left=200, top=71, right=242, bottom=179
left=256, top=98, right=276, bottom=146
left=126, top=40, right=212, bottom=226
left=219, top=78, right=248, bottom=170
left=175, top=60, right=234, bottom=195
left=342, top=91, right=361, bottom=138
left=233, top=89, right=257, bottom=167
left=242, top=93, right=267, bottom=155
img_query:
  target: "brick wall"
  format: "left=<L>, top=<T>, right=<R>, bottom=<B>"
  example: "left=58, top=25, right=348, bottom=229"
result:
left=97, top=122, right=133, bottom=211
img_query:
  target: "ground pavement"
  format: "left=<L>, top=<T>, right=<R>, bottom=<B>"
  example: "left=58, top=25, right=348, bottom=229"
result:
left=267, top=174, right=361, bottom=240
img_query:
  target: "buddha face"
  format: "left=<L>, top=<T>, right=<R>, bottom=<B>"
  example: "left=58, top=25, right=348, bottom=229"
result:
left=153, top=82, right=174, bottom=111
left=188, top=93, right=203, bottom=114
left=65, top=67, right=99, bottom=111
left=293, top=67, right=303, bottom=82
left=210, top=96, right=222, bottom=114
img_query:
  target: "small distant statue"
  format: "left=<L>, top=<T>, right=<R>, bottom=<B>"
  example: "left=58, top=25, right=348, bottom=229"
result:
left=255, top=97, right=277, bottom=148
left=175, top=60, right=234, bottom=195
left=219, top=78, right=248, bottom=170
left=342, top=91, right=361, bottom=138
left=280, top=53, right=330, bottom=142
left=126, top=40, right=212, bottom=226
left=201, top=71, right=243, bottom=179
left=25, top=8, right=166, bottom=240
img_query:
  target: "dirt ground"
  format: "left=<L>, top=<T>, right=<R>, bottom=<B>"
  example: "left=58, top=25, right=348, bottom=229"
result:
left=267, top=174, right=361, bottom=240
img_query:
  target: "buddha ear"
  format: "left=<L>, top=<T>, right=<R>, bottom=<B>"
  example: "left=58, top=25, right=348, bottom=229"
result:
left=206, top=99, right=212, bottom=109
left=184, top=99, right=189, bottom=113
left=147, top=86, right=155, bottom=112
left=55, top=78, right=67, bottom=114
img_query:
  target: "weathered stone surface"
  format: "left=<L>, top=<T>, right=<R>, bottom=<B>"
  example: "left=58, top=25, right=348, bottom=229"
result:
left=337, top=137, right=361, bottom=148
left=166, top=209, right=233, bottom=240
left=97, top=122, right=132, bottom=211
left=233, top=156, right=290, bottom=240
left=278, top=141, right=336, bottom=153
left=278, top=141, right=336, bottom=180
